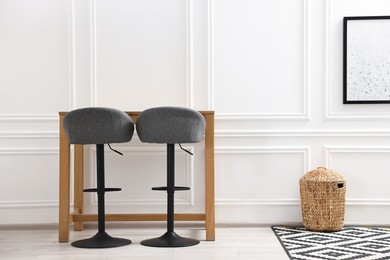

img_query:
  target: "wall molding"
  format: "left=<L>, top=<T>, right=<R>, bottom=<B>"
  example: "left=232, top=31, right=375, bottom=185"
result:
left=90, top=0, right=97, bottom=106
left=90, top=0, right=194, bottom=108
left=0, top=132, right=58, bottom=139
left=68, top=0, right=76, bottom=110
left=0, top=201, right=59, bottom=209
left=324, top=145, right=390, bottom=205
left=186, top=0, right=194, bottom=108
left=324, top=145, right=390, bottom=166
left=0, top=148, right=58, bottom=155
left=324, top=0, right=390, bottom=120
left=87, top=146, right=195, bottom=207
left=215, top=146, right=310, bottom=153
left=0, top=0, right=75, bottom=121
left=215, top=145, right=310, bottom=173
left=207, top=0, right=213, bottom=110
left=208, top=0, right=310, bottom=120
left=0, top=115, right=58, bottom=122
left=0, top=148, right=59, bottom=209
left=215, top=113, right=309, bottom=121
left=3, top=129, right=390, bottom=139
left=216, top=129, right=390, bottom=138
left=216, top=198, right=390, bottom=207
left=216, top=199, right=300, bottom=206
left=324, top=0, right=332, bottom=119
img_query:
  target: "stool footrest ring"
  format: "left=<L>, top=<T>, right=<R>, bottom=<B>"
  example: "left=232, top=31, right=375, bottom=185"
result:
left=152, top=186, right=190, bottom=191
left=83, top=188, right=122, bottom=192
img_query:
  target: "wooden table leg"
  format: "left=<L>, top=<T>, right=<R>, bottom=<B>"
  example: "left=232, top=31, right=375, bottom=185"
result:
left=204, top=113, right=215, bottom=241
left=73, top=144, right=84, bottom=231
left=59, top=113, right=71, bottom=242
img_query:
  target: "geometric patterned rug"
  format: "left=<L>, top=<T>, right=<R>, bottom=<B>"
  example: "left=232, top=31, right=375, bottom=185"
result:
left=272, top=226, right=390, bottom=260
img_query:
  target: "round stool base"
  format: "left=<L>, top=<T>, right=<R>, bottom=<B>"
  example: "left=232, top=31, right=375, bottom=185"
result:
left=141, top=231, right=199, bottom=247
left=71, top=232, right=131, bottom=248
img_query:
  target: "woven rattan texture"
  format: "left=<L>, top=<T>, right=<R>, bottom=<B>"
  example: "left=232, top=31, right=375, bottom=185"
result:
left=300, top=167, right=346, bottom=232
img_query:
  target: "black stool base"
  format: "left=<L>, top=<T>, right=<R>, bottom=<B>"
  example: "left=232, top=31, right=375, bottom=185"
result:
left=141, top=231, right=199, bottom=247
left=71, top=232, right=131, bottom=248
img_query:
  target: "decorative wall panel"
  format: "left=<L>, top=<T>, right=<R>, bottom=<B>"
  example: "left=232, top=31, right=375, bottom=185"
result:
left=211, top=0, right=307, bottom=119
left=93, top=0, right=189, bottom=110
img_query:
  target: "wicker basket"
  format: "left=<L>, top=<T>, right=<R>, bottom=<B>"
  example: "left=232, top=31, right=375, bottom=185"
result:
left=300, top=167, right=346, bottom=232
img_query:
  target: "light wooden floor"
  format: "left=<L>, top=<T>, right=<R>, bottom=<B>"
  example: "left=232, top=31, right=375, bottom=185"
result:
left=0, top=224, right=289, bottom=259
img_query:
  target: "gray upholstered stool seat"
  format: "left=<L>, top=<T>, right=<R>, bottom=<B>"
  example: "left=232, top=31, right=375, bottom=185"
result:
left=63, top=107, right=134, bottom=248
left=136, top=106, right=205, bottom=144
left=64, top=107, right=134, bottom=144
left=136, top=106, right=205, bottom=248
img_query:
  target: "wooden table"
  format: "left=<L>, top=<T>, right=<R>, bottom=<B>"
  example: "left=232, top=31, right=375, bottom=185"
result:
left=58, top=111, right=215, bottom=242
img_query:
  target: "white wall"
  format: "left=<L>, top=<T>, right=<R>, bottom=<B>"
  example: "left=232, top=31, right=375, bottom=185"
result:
left=1, top=0, right=390, bottom=225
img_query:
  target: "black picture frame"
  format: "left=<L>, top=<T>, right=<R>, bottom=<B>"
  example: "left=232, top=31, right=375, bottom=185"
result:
left=343, top=16, right=390, bottom=104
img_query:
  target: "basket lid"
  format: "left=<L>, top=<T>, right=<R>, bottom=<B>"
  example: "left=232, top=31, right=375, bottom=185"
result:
left=300, top=167, right=345, bottom=182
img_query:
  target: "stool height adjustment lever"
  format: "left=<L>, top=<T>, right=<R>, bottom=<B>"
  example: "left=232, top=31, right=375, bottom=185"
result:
left=179, top=143, right=193, bottom=155
left=108, top=143, right=123, bottom=155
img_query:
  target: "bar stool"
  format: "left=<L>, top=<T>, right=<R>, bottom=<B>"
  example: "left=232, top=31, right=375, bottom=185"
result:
left=63, top=107, right=134, bottom=248
left=136, top=106, right=206, bottom=247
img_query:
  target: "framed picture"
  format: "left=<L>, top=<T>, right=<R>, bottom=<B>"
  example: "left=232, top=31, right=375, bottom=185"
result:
left=343, top=16, right=390, bottom=104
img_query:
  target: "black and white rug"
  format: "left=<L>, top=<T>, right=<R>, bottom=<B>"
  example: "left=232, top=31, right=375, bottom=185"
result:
left=272, top=226, right=390, bottom=260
